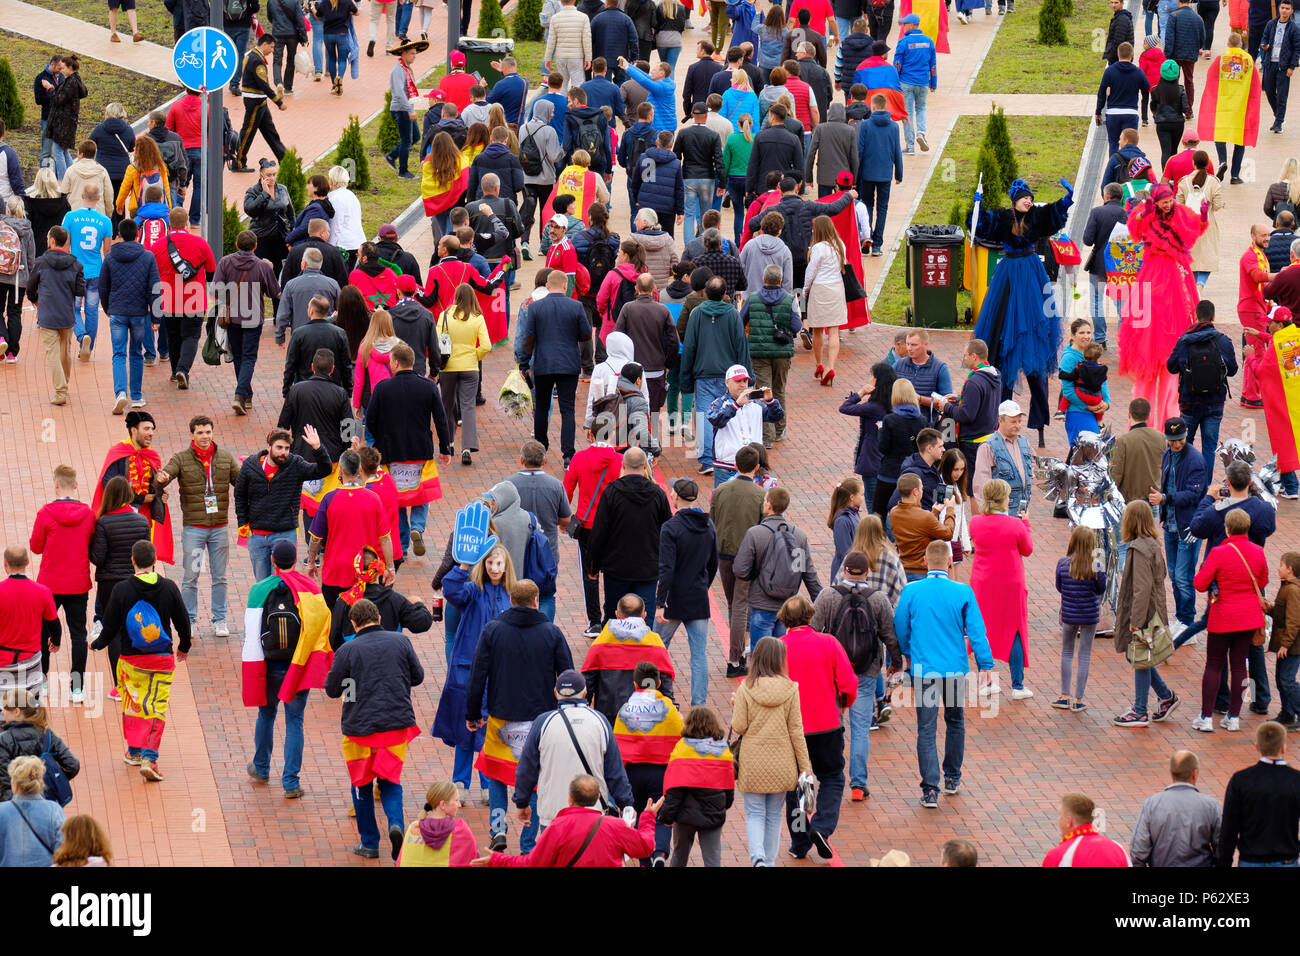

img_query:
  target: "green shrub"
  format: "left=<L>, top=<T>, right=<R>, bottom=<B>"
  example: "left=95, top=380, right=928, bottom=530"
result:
left=0, top=58, right=24, bottom=129
left=513, top=0, right=544, bottom=41
left=333, top=115, right=371, bottom=190
left=984, top=105, right=1019, bottom=187
left=974, top=139, right=1007, bottom=209
left=377, top=91, right=401, bottom=153
left=1038, top=0, right=1068, bottom=46
left=278, top=147, right=307, bottom=211
left=478, top=0, right=508, bottom=37
left=222, top=198, right=242, bottom=256
left=948, top=199, right=968, bottom=292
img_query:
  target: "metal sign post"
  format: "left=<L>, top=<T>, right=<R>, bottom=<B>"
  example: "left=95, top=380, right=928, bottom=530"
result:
left=173, top=26, right=238, bottom=252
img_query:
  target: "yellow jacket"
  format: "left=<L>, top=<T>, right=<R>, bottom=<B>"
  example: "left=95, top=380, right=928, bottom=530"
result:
left=439, top=307, right=492, bottom=372
left=115, top=164, right=171, bottom=218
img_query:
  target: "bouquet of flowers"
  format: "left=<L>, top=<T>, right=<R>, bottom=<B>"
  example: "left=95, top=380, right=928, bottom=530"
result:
left=498, top=367, right=533, bottom=420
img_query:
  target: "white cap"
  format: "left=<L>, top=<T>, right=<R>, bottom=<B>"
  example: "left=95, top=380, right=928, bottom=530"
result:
left=548, top=213, right=568, bottom=227
left=726, top=364, right=751, bottom=382
left=998, top=399, right=1023, bottom=418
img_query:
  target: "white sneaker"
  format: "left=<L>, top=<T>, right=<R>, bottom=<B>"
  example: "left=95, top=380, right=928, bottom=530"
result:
left=1182, top=634, right=1199, bottom=647
left=112, top=393, right=129, bottom=415
left=70, top=689, right=84, bottom=705
left=1168, top=620, right=1187, bottom=643
left=1220, top=715, right=1241, bottom=731
left=1010, top=687, right=1034, bottom=700
left=90, top=620, right=103, bottom=643
left=130, top=398, right=147, bottom=408
left=1191, top=716, right=1215, bottom=732
left=213, top=620, right=230, bottom=637
left=979, top=677, right=1002, bottom=697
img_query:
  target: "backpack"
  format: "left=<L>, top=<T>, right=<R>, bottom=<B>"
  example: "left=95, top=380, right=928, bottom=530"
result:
left=609, top=273, right=638, bottom=325
left=131, top=167, right=164, bottom=211
left=225, top=0, right=249, bottom=19
left=572, top=113, right=605, bottom=168
left=754, top=520, right=806, bottom=601
left=140, top=215, right=169, bottom=248
left=520, top=123, right=544, bottom=176
left=40, top=730, right=73, bottom=807
left=1110, top=152, right=1133, bottom=185
left=260, top=583, right=302, bottom=662
left=223, top=108, right=238, bottom=163
left=124, top=598, right=172, bottom=654
left=584, top=234, right=617, bottom=292
left=625, top=126, right=654, bottom=178
left=0, top=219, right=20, bottom=278
left=1184, top=335, right=1226, bottom=396
left=831, top=582, right=880, bottom=673
left=522, top=513, right=559, bottom=595
left=1276, top=198, right=1297, bottom=222
left=157, top=137, right=189, bottom=189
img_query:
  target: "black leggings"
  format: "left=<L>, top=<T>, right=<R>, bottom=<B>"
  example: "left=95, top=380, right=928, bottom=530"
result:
left=1197, top=0, right=1219, bottom=51
left=1155, top=120, right=1184, bottom=171
left=0, top=282, right=23, bottom=356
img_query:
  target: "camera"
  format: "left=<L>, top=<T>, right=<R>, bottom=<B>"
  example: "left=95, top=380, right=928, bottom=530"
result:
left=934, top=484, right=947, bottom=505
left=746, top=388, right=766, bottom=400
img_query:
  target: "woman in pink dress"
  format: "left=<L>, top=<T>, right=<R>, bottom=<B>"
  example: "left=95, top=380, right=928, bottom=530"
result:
left=969, top=478, right=1035, bottom=699
left=1117, top=183, right=1208, bottom=425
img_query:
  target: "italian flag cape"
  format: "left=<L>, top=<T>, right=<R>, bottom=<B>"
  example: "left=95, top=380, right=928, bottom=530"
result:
left=241, top=569, right=333, bottom=707
left=662, top=737, right=735, bottom=791
left=91, top=440, right=174, bottom=564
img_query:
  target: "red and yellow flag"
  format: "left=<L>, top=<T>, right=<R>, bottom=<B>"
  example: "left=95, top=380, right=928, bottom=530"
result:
left=387, top=460, right=443, bottom=506
left=118, top=654, right=174, bottom=752
left=613, top=689, right=683, bottom=764
left=1262, top=323, right=1300, bottom=472
left=900, top=0, right=949, bottom=54
left=475, top=716, right=535, bottom=785
left=421, top=149, right=471, bottom=217
left=241, top=569, right=334, bottom=707
left=581, top=622, right=675, bottom=678
left=299, top=462, right=341, bottom=517
left=662, top=737, right=735, bottom=791
left=1197, top=46, right=1261, bottom=148
left=342, top=725, right=422, bottom=786
left=541, top=165, right=598, bottom=228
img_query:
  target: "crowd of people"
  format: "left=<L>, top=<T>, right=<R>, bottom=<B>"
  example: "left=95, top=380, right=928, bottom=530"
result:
left=4, top=0, right=1300, bottom=870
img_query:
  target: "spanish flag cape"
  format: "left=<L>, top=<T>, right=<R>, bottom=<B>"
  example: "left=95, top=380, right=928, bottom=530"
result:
left=421, top=258, right=512, bottom=344
left=386, top=460, right=442, bottom=506
left=1197, top=46, right=1261, bottom=148
left=1261, top=323, right=1300, bottom=472
left=541, top=165, right=599, bottom=228
left=343, top=725, right=422, bottom=786
left=421, top=147, right=470, bottom=217
left=91, top=440, right=174, bottom=564
left=662, top=737, right=735, bottom=791
left=899, top=0, right=950, bottom=53
left=240, top=569, right=333, bottom=707
left=820, top=189, right=870, bottom=329
left=580, top=620, right=676, bottom=678
left=851, top=57, right=908, bottom=122
left=613, top=688, right=684, bottom=764
left=475, top=715, right=537, bottom=785
left=300, top=463, right=341, bottom=517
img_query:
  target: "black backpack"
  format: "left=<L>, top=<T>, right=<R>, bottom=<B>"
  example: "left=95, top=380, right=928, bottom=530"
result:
left=1184, top=335, right=1226, bottom=396
left=831, top=582, right=880, bottom=673
left=520, top=123, right=544, bottom=176
left=260, top=583, right=302, bottom=662
left=1110, top=151, right=1133, bottom=185
left=626, top=128, right=654, bottom=184
left=572, top=112, right=605, bottom=168
left=609, top=273, right=638, bottom=325
left=755, top=521, right=806, bottom=601
left=584, top=234, right=617, bottom=292
left=225, top=0, right=248, bottom=20
left=157, top=137, right=189, bottom=189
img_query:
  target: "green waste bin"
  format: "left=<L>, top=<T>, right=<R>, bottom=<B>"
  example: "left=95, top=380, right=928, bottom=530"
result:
left=904, top=224, right=965, bottom=328
left=458, top=37, right=514, bottom=88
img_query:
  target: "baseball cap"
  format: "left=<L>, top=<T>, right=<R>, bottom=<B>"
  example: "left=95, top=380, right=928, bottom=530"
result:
left=692, top=101, right=708, bottom=114
left=555, top=669, right=587, bottom=698
left=726, top=363, right=751, bottom=383
left=549, top=213, right=568, bottom=227
left=842, top=550, right=871, bottom=575
left=836, top=170, right=854, bottom=187
left=377, top=223, right=398, bottom=238
left=900, top=13, right=920, bottom=24
left=671, top=477, right=699, bottom=501
left=1164, top=417, right=1189, bottom=441
left=449, top=50, right=466, bottom=67
left=395, top=274, right=419, bottom=294
left=271, top=539, right=297, bottom=570
left=425, top=88, right=445, bottom=101
left=1181, top=131, right=1200, bottom=145
left=998, top=399, right=1023, bottom=418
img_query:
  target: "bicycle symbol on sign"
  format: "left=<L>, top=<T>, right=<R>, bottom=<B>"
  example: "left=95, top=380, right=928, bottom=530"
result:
left=179, top=52, right=202, bottom=69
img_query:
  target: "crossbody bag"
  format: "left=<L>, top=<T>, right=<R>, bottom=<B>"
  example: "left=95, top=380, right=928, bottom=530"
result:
left=1226, top=542, right=1270, bottom=646
left=568, top=462, right=611, bottom=539
left=556, top=705, right=615, bottom=815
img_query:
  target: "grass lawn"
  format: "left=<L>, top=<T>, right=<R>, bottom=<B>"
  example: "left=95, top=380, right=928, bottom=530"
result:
left=871, top=113, right=1088, bottom=326
left=971, top=0, right=1113, bottom=95
left=0, top=28, right=179, bottom=182
left=24, top=0, right=176, bottom=45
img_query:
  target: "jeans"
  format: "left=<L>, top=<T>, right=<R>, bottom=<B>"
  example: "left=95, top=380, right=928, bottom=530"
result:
left=51, top=144, right=74, bottom=180
left=324, top=32, right=348, bottom=81
left=712, top=465, right=737, bottom=489
left=656, top=618, right=710, bottom=705
left=835, top=15, right=855, bottom=40
left=386, top=111, right=416, bottom=174
left=352, top=777, right=404, bottom=850
left=683, top=178, right=715, bottom=241
left=452, top=743, right=489, bottom=790
left=1103, top=112, right=1131, bottom=157
left=1240, top=859, right=1300, bottom=866
left=901, top=83, right=929, bottom=150
left=532, top=372, right=578, bottom=459
left=142, top=316, right=168, bottom=361
left=748, top=606, right=786, bottom=652
left=395, top=0, right=413, bottom=36
left=742, top=791, right=785, bottom=865
left=109, top=314, right=147, bottom=400
left=847, top=672, right=874, bottom=789
left=182, top=525, right=229, bottom=624
left=539, top=593, right=556, bottom=622
left=396, top=504, right=427, bottom=555
left=1265, top=61, right=1293, bottom=127
left=602, top=577, right=657, bottom=626
left=1285, top=471, right=1300, bottom=495
left=1060, top=623, right=1096, bottom=699
left=660, top=44, right=681, bottom=72
left=860, top=180, right=891, bottom=247
left=1215, top=141, right=1244, bottom=179
left=1181, top=405, right=1222, bottom=482
left=226, top=320, right=262, bottom=400
left=308, top=13, right=324, bottom=71
left=248, top=529, right=296, bottom=582
left=1277, top=653, right=1300, bottom=718
left=1157, top=0, right=1177, bottom=39
left=1088, top=274, right=1109, bottom=344
left=73, top=275, right=100, bottom=348
left=726, top=174, right=748, bottom=243
left=905, top=570, right=926, bottom=582
left=786, top=727, right=844, bottom=856
left=127, top=744, right=160, bottom=762
left=487, top=778, right=538, bottom=852
left=1193, top=270, right=1209, bottom=286
left=1163, top=529, right=1199, bottom=625
left=185, top=147, right=202, bottom=225
left=914, top=675, right=966, bottom=795
left=227, top=25, right=250, bottom=91
left=253, top=662, right=308, bottom=790
left=1133, top=664, right=1171, bottom=717
left=693, top=376, right=727, bottom=469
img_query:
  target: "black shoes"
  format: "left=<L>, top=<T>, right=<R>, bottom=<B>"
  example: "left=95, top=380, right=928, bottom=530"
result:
left=726, top=659, right=748, bottom=678
left=489, top=832, right=507, bottom=852
left=367, top=40, right=375, bottom=57
left=390, top=824, right=405, bottom=861
left=230, top=163, right=253, bottom=173
left=247, top=761, right=269, bottom=783
left=352, top=843, right=379, bottom=859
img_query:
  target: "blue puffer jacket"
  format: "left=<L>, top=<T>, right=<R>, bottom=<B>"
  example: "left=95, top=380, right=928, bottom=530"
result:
left=632, top=146, right=685, bottom=216
left=836, top=32, right=876, bottom=89
left=1165, top=324, right=1238, bottom=407
left=88, top=118, right=135, bottom=180
left=839, top=391, right=888, bottom=478
left=1055, top=557, right=1107, bottom=625
left=1163, top=5, right=1205, bottom=63
left=830, top=505, right=859, bottom=583
left=98, top=239, right=160, bottom=318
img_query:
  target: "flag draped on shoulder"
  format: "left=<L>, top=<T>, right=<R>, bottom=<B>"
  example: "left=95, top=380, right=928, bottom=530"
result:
left=852, top=58, right=908, bottom=121
left=421, top=149, right=471, bottom=217
left=299, top=463, right=342, bottom=517
left=1263, top=323, right=1300, bottom=472
left=900, top=0, right=950, bottom=53
left=541, top=165, right=598, bottom=227
left=612, top=689, right=683, bottom=763
left=1197, top=46, right=1261, bottom=148
left=663, top=737, right=735, bottom=791
left=580, top=622, right=675, bottom=677
left=91, top=440, right=175, bottom=564
left=241, top=569, right=333, bottom=707
left=475, top=715, right=536, bottom=785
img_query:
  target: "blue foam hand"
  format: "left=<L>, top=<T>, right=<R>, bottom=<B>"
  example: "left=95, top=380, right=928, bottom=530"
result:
left=1059, top=177, right=1074, bottom=196
left=452, top=501, right=498, bottom=565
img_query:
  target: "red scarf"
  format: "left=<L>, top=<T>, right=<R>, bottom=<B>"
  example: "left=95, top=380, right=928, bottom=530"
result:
left=341, top=556, right=387, bottom=607
left=192, top=440, right=216, bottom=488
left=262, top=453, right=279, bottom=481
left=401, top=60, right=417, bottom=101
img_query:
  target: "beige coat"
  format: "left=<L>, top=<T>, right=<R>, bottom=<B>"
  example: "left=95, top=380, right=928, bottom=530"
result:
left=731, top=675, right=811, bottom=794
left=630, top=228, right=679, bottom=291
left=1114, top=535, right=1168, bottom=656
left=1176, top=172, right=1225, bottom=273
left=545, top=5, right=593, bottom=63
left=58, top=158, right=114, bottom=217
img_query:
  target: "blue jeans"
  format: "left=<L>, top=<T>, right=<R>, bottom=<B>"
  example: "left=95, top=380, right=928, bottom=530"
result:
left=308, top=13, right=325, bottom=71
left=386, top=111, right=416, bottom=174
left=657, top=617, right=710, bottom=705
left=248, top=529, right=296, bottom=582
left=253, top=662, right=308, bottom=790
left=1157, top=0, right=1177, bottom=39
left=901, top=83, right=929, bottom=150
left=914, top=675, right=965, bottom=795
left=487, top=778, right=539, bottom=852
left=397, top=504, right=428, bottom=555
left=52, top=144, right=74, bottom=180
left=712, top=464, right=737, bottom=488
left=185, top=147, right=202, bottom=225
left=1103, top=112, right=1130, bottom=157
left=1181, top=405, right=1222, bottom=483
left=538, top=593, right=556, bottom=622
left=742, top=791, right=785, bottom=865
left=660, top=45, right=681, bottom=72
left=142, top=316, right=168, bottom=360
left=181, top=525, right=229, bottom=623
left=905, top=570, right=926, bottom=582
left=601, top=576, right=657, bottom=625
left=324, top=32, right=348, bottom=80
left=693, top=376, right=727, bottom=468
left=1089, top=274, right=1109, bottom=344
left=1193, top=270, right=1209, bottom=286
left=1240, top=859, right=1300, bottom=866
left=352, top=777, right=404, bottom=851
left=748, top=606, right=786, bottom=652
left=127, top=744, right=160, bottom=762
left=1163, top=529, right=1199, bottom=626
left=226, top=320, right=262, bottom=400
left=848, top=672, right=873, bottom=789
left=40, top=119, right=53, bottom=166
left=683, top=178, right=715, bottom=241
left=1133, top=665, right=1171, bottom=717
left=228, top=26, right=250, bottom=90
left=452, top=742, right=489, bottom=790
left=1283, top=471, right=1300, bottom=495
left=1276, top=655, right=1300, bottom=717
left=346, top=20, right=360, bottom=78
left=834, top=15, right=855, bottom=40
left=395, top=0, right=413, bottom=35
left=74, top=275, right=100, bottom=347
left=860, top=180, right=891, bottom=247
left=1009, top=632, right=1025, bottom=690
left=109, top=314, right=147, bottom=400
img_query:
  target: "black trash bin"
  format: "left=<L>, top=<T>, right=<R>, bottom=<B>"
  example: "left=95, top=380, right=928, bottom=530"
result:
left=458, top=37, right=514, bottom=88
left=904, top=224, right=965, bottom=328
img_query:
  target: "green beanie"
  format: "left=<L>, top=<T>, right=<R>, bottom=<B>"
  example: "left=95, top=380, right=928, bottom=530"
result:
left=1161, top=60, right=1180, bottom=82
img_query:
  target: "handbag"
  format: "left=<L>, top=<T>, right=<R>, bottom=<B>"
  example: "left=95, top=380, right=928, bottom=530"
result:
left=202, top=312, right=223, bottom=366
left=842, top=262, right=866, bottom=303
left=1227, top=542, right=1271, bottom=647
left=437, top=310, right=453, bottom=371
left=569, top=462, right=611, bottom=539
left=1126, top=612, right=1174, bottom=670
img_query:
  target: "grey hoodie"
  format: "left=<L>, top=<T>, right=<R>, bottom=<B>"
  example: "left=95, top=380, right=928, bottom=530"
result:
left=739, top=232, right=794, bottom=294
left=26, top=247, right=84, bottom=330
left=485, top=480, right=534, bottom=574
left=521, top=101, right=564, bottom=187
left=617, top=367, right=658, bottom=456
left=804, top=103, right=859, bottom=188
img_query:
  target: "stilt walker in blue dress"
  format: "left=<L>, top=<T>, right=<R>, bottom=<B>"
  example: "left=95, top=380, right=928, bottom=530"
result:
left=969, top=177, right=1074, bottom=440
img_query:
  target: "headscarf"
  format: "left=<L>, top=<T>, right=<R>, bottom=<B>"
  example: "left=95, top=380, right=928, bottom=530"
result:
left=1008, top=178, right=1033, bottom=203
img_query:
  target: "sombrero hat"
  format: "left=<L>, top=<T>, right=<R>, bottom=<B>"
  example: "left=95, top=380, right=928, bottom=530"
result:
left=388, top=38, right=429, bottom=55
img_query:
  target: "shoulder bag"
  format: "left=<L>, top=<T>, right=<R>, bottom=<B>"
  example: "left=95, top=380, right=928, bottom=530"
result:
left=12, top=801, right=56, bottom=856
left=568, top=462, right=611, bottom=539
left=841, top=261, right=866, bottom=302
left=556, top=705, right=616, bottom=815
left=1126, top=611, right=1173, bottom=670
left=563, top=815, right=605, bottom=866
left=437, top=310, right=453, bottom=370
left=1226, top=542, right=1271, bottom=647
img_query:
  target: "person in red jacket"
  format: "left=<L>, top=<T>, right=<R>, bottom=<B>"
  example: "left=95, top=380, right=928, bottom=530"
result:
left=1238, top=224, right=1276, bottom=407
left=437, top=51, right=478, bottom=112
left=349, top=242, right=400, bottom=310
left=473, top=774, right=660, bottom=866
left=0, top=546, right=58, bottom=692
left=1042, top=792, right=1130, bottom=866
left=28, top=464, right=95, bottom=699
left=778, top=594, right=856, bottom=863
left=150, top=207, right=217, bottom=390
left=564, top=423, right=626, bottom=637
left=165, top=88, right=204, bottom=226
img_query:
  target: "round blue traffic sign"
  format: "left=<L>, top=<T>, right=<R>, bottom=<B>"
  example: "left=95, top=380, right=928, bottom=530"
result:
left=173, top=27, right=239, bottom=91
